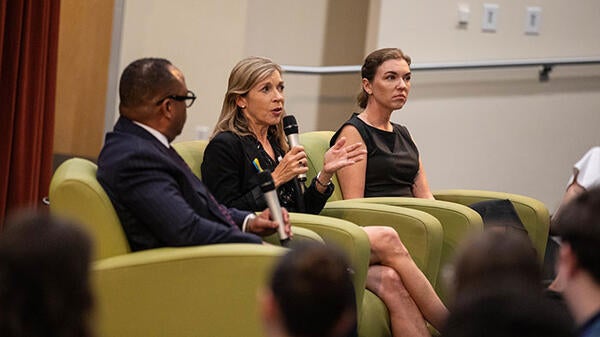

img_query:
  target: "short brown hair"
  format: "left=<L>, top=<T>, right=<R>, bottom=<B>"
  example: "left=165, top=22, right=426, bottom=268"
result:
left=552, top=186, right=600, bottom=283
left=270, top=242, right=356, bottom=337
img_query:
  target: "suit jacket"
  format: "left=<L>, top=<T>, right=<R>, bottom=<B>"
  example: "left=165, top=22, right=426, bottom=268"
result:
left=97, top=116, right=261, bottom=251
left=201, top=131, right=332, bottom=214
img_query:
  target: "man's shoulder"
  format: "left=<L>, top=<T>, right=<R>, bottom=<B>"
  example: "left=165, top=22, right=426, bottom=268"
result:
left=98, top=128, right=166, bottom=172
left=100, top=130, right=150, bottom=157
left=206, top=131, right=245, bottom=153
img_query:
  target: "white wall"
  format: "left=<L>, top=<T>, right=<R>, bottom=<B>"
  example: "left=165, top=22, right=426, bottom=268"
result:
left=114, top=0, right=600, bottom=212
left=117, top=0, right=249, bottom=140
left=371, top=0, right=600, bottom=211
left=243, top=0, right=329, bottom=132
left=116, top=0, right=331, bottom=139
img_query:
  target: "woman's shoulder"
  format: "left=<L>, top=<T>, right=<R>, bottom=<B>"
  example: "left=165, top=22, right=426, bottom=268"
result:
left=330, top=113, right=366, bottom=146
left=209, top=131, right=260, bottom=156
left=345, top=113, right=364, bottom=127
left=333, top=112, right=363, bottom=129
left=205, top=131, right=243, bottom=155
left=211, top=130, right=239, bottom=143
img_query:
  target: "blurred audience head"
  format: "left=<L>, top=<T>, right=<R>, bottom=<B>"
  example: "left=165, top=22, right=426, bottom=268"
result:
left=443, top=229, right=574, bottom=337
left=358, top=47, right=411, bottom=109
left=552, top=187, right=600, bottom=326
left=450, top=228, right=541, bottom=300
left=0, top=211, right=94, bottom=337
left=260, top=242, right=356, bottom=337
left=553, top=186, right=600, bottom=285
left=443, top=284, right=574, bottom=337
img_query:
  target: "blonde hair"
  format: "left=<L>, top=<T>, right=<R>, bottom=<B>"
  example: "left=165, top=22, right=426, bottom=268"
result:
left=357, top=48, right=411, bottom=109
left=212, top=56, right=288, bottom=151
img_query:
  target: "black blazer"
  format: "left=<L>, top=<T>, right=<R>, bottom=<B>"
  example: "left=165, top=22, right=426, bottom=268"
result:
left=201, top=131, right=332, bottom=214
left=97, top=117, right=261, bottom=251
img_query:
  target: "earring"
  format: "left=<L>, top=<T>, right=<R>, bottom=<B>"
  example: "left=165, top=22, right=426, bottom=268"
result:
left=239, top=105, right=246, bottom=109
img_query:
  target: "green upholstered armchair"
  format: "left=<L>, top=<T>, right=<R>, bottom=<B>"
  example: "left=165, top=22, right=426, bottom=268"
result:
left=286, top=213, right=370, bottom=312
left=49, top=158, right=324, bottom=337
left=320, top=201, right=443, bottom=337
left=172, top=140, right=208, bottom=179
left=322, top=201, right=443, bottom=285
left=333, top=197, right=482, bottom=302
left=173, top=140, right=441, bottom=284
left=49, top=158, right=130, bottom=260
left=174, top=140, right=442, bottom=337
left=299, top=131, right=550, bottom=260
left=300, top=131, right=345, bottom=201
left=433, top=189, right=550, bottom=260
left=49, top=158, right=322, bottom=259
left=286, top=212, right=394, bottom=337
left=93, top=244, right=286, bottom=337
left=300, top=132, right=483, bottom=295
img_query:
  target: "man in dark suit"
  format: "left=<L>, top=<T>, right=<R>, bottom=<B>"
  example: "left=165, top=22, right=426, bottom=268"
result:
left=97, top=58, right=291, bottom=251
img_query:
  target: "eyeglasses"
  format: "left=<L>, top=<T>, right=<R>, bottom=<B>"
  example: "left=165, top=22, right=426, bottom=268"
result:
left=156, top=90, right=197, bottom=108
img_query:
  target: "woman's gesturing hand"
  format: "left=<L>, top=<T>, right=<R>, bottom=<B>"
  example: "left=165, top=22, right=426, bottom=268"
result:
left=321, top=137, right=367, bottom=181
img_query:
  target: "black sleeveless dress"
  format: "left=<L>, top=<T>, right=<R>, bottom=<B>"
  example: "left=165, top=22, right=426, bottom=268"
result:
left=331, top=113, right=420, bottom=197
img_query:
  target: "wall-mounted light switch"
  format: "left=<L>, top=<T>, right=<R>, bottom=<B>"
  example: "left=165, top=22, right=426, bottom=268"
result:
left=458, top=4, right=470, bottom=25
left=482, top=3, right=499, bottom=32
left=525, top=7, right=542, bottom=35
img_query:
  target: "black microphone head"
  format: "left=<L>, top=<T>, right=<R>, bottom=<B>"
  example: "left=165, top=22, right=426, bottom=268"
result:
left=283, top=115, right=298, bottom=136
left=257, top=170, right=276, bottom=193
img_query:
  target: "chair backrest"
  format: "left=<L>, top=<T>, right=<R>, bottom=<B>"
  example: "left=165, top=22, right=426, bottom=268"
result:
left=49, top=158, right=130, bottom=259
left=434, top=189, right=550, bottom=260
left=300, top=131, right=343, bottom=200
left=323, top=201, right=443, bottom=286
left=172, top=140, right=209, bottom=179
left=345, top=197, right=483, bottom=303
left=93, top=244, right=286, bottom=337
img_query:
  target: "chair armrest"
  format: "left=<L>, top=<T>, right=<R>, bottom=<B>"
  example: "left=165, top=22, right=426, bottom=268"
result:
left=434, top=189, right=550, bottom=260
left=342, top=197, right=483, bottom=303
left=262, top=225, right=325, bottom=246
left=288, top=212, right=371, bottom=315
left=322, top=200, right=443, bottom=286
left=93, top=244, right=285, bottom=337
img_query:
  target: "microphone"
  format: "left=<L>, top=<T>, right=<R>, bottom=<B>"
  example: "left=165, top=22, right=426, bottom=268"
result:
left=283, top=115, right=307, bottom=183
left=257, top=170, right=290, bottom=246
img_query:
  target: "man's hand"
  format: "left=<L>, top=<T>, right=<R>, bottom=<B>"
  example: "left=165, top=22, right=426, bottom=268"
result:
left=248, top=208, right=293, bottom=239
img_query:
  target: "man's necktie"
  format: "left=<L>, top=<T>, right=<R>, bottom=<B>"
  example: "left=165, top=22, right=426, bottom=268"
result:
left=166, top=146, right=238, bottom=229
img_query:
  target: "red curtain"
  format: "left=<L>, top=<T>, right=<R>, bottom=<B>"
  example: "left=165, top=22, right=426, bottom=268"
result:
left=0, top=0, right=60, bottom=226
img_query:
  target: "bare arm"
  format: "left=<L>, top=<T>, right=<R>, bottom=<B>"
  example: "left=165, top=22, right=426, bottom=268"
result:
left=335, top=125, right=367, bottom=199
left=318, top=136, right=367, bottom=194
left=411, top=159, right=434, bottom=199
